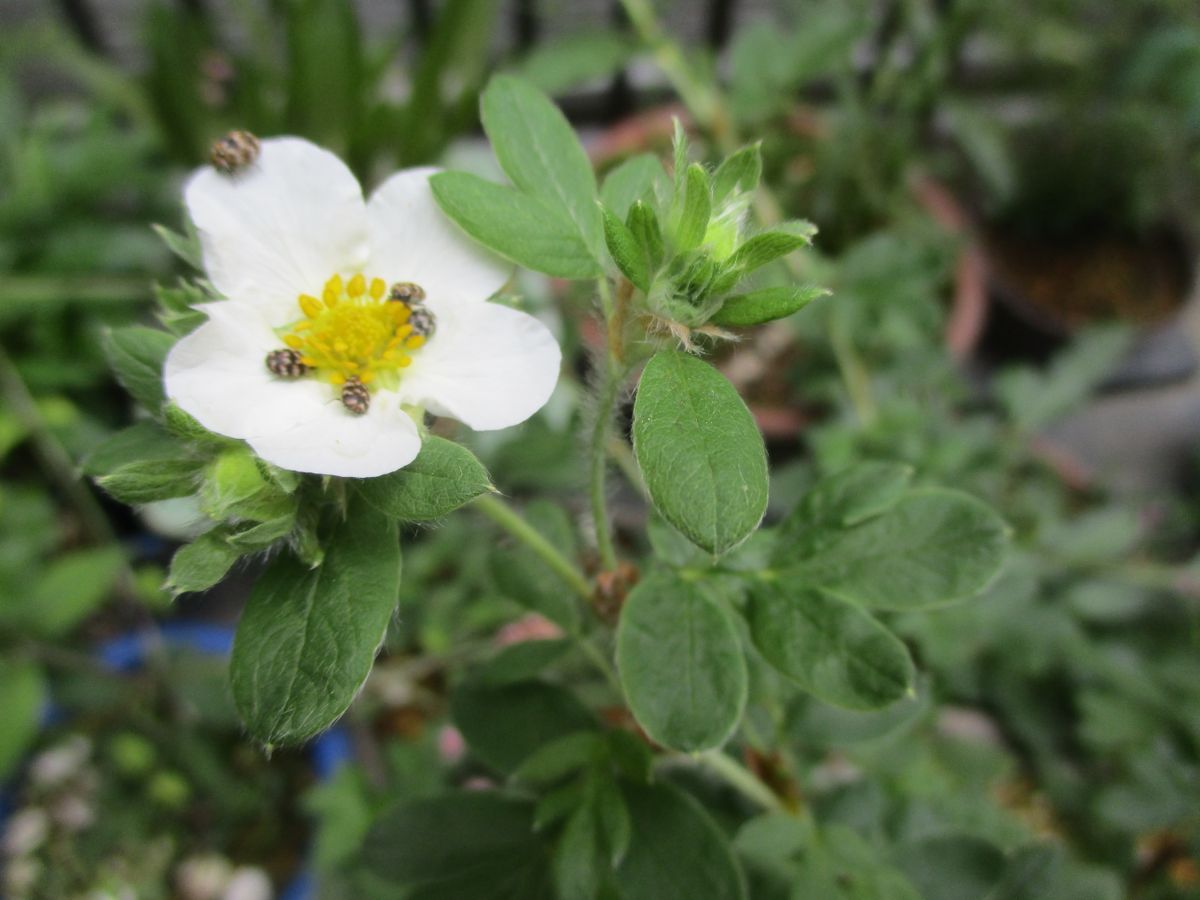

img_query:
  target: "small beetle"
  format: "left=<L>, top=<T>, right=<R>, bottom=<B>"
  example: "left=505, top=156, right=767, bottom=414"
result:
left=388, top=282, right=426, bottom=305
left=265, top=348, right=309, bottom=378
left=210, top=130, right=261, bottom=175
left=340, top=376, right=370, bottom=415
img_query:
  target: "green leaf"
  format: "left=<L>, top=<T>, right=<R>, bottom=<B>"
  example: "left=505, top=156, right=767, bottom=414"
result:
left=795, top=462, right=915, bottom=529
left=514, top=33, right=635, bottom=96
left=601, top=154, right=669, bottom=220
left=711, top=284, right=829, bottom=327
left=103, top=326, right=176, bottom=414
left=778, top=461, right=914, bottom=556
left=451, top=680, right=595, bottom=773
left=22, top=547, right=126, bottom=637
left=632, top=351, right=768, bottom=555
left=476, top=638, right=572, bottom=687
left=357, top=436, right=493, bottom=521
left=200, top=448, right=292, bottom=522
left=225, top=516, right=295, bottom=550
left=726, top=220, right=816, bottom=274
left=535, top=783, right=585, bottom=832
left=168, top=531, right=243, bottom=594
left=151, top=222, right=202, bottom=270
left=81, top=421, right=189, bottom=477
left=554, top=803, right=604, bottom=900
left=480, top=74, right=604, bottom=262
left=431, top=171, right=603, bottom=278
left=513, top=731, right=605, bottom=785
left=747, top=581, right=914, bottom=709
left=627, top=201, right=665, bottom=272
left=595, top=775, right=632, bottom=865
left=777, top=489, right=1010, bottom=611
left=616, top=783, right=747, bottom=900
left=895, top=835, right=1007, bottom=900
left=712, top=143, right=762, bottom=203
left=163, top=403, right=231, bottom=445
left=616, top=572, right=747, bottom=752
left=0, top=659, right=45, bottom=780
left=361, top=791, right=552, bottom=896
left=230, top=497, right=401, bottom=744
left=602, top=205, right=650, bottom=291
left=97, top=458, right=206, bottom=504
left=671, top=163, right=712, bottom=252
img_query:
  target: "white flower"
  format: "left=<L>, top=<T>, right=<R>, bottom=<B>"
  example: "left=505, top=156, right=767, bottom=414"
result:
left=164, top=137, right=561, bottom=478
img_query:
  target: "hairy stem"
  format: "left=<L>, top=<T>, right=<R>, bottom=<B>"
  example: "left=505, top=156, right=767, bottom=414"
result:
left=658, top=749, right=787, bottom=814
left=472, top=495, right=623, bottom=692
left=589, top=360, right=625, bottom=572
left=473, top=493, right=592, bottom=601
left=616, top=0, right=876, bottom=417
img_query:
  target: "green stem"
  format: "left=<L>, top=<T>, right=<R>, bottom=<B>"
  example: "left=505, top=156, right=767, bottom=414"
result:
left=829, top=311, right=877, bottom=426
left=616, top=0, right=725, bottom=141
left=659, top=750, right=787, bottom=813
left=471, top=494, right=623, bottom=693
left=473, top=493, right=592, bottom=601
left=699, top=750, right=787, bottom=812
left=589, top=361, right=625, bottom=572
left=616, top=0, right=877, bottom=420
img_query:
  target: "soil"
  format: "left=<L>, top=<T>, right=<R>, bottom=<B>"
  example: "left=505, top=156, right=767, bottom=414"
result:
left=984, top=229, right=1191, bottom=335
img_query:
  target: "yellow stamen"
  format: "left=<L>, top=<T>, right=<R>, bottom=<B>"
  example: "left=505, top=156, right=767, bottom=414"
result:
left=299, top=294, right=323, bottom=318
left=279, top=271, right=432, bottom=391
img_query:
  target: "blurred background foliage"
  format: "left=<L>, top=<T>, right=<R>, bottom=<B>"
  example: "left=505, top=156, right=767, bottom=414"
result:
left=1, top=0, right=1199, bottom=897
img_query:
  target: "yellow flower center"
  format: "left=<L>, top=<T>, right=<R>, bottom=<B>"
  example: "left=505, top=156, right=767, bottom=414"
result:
left=280, top=273, right=426, bottom=388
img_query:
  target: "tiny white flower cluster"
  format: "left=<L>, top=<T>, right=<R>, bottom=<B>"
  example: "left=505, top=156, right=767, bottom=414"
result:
left=165, top=137, right=562, bottom=478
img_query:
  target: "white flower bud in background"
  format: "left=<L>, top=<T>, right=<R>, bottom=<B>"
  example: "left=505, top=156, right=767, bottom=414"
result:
left=29, top=735, right=92, bottom=787
left=50, top=794, right=95, bottom=832
left=4, top=856, right=41, bottom=897
left=222, top=866, right=273, bottom=900
left=2, top=808, right=49, bottom=857
left=175, top=854, right=233, bottom=900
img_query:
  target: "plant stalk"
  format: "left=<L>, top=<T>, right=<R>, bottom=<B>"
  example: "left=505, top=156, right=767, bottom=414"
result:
left=473, top=493, right=592, bottom=601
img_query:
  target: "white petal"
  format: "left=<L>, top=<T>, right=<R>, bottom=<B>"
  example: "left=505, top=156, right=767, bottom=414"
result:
left=185, top=137, right=368, bottom=321
left=367, top=167, right=511, bottom=303
left=163, top=301, right=306, bottom=440
left=397, top=300, right=561, bottom=430
left=245, top=391, right=422, bottom=478
left=164, top=302, right=422, bottom=478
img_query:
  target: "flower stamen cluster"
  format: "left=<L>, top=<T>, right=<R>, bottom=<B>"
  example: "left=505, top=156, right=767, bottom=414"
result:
left=276, top=274, right=426, bottom=391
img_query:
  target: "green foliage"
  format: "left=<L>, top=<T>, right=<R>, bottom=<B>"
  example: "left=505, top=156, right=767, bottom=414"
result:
left=230, top=498, right=401, bottom=744
left=431, top=74, right=607, bottom=279
left=480, top=75, right=605, bottom=265
left=512, top=33, right=635, bottom=96
left=362, top=791, right=552, bottom=896
left=431, top=173, right=601, bottom=278
left=0, top=659, right=45, bottom=780
left=616, top=572, right=747, bottom=752
left=167, top=531, right=243, bottom=594
left=451, top=679, right=595, bottom=773
left=600, top=154, right=669, bottom=221
left=357, top=436, right=494, bottom=521
left=632, top=351, right=768, bottom=555
left=712, top=284, right=829, bottom=327
left=777, top=488, right=1011, bottom=611
left=615, top=784, right=747, bottom=900
left=747, top=582, right=914, bottom=710
left=101, top=326, right=174, bottom=414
